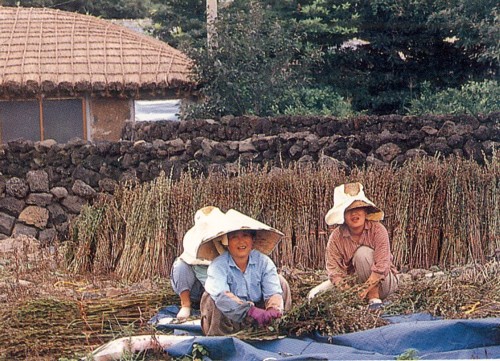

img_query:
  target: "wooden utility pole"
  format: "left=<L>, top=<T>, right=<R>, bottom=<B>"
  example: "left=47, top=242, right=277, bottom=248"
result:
left=207, top=0, right=217, bottom=49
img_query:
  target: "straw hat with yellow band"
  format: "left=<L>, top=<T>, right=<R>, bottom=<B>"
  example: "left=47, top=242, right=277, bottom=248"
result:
left=324, top=182, right=384, bottom=226
left=179, top=206, right=284, bottom=264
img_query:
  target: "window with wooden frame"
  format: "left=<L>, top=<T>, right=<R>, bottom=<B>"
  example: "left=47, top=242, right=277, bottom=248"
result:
left=0, top=97, right=87, bottom=144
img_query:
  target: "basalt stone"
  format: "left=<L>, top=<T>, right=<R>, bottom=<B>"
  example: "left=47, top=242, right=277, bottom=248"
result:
left=0, top=177, right=5, bottom=196
left=47, top=203, right=68, bottom=225
left=50, top=187, right=69, bottom=199
left=72, top=180, right=97, bottom=199
left=375, top=143, right=402, bottom=162
left=0, top=212, right=15, bottom=235
left=26, top=170, right=50, bottom=192
left=61, top=195, right=87, bottom=214
left=318, top=154, right=348, bottom=170
left=366, top=155, right=387, bottom=168
left=0, top=197, right=25, bottom=217
left=12, top=222, right=38, bottom=238
left=36, top=139, right=58, bottom=150
left=288, top=144, right=303, bottom=159
left=72, top=165, right=100, bottom=187
left=200, top=139, right=217, bottom=157
left=239, top=139, right=257, bottom=153
left=421, top=126, right=438, bottom=136
left=26, top=193, right=53, bottom=207
left=298, top=154, right=314, bottom=164
left=165, top=138, right=185, bottom=155
left=437, top=121, right=457, bottom=137
left=447, top=134, right=464, bottom=148
left=463, top=139, right=483, bottom=162
left=133, top=140, right=153, bottom=153
left=426, top=139, right=452, bottom=156
left=99, top=178, right=118, bottom=194
left=82, top=154, right=104, bottom=172
left=94, top=140, right=112, bottom=155
left=379, top=129, right=398, bottom=143
left=405, top=148, right=428, bottom=159
left=455, top=123, right=474, bottom=136
left=6, top=177, right=29, bottom=198
left=345, top=147, right=367, bottom=166
left=7, top=138, right=35, bottom=153
left=19, top=206, right=49, bottom=229
left=474, top=125, right=491, bottom=141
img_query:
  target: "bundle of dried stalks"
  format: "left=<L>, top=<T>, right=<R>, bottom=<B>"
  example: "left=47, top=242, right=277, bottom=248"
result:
left=67, top=154, right=499, bottom=281
left=68, top=174, right=177, bottom=282
left=0, top=288, right=178, bottom=359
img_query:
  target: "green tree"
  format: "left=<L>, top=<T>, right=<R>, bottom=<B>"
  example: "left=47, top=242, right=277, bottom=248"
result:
left=429, top=0, right=499, bottom=65
left=290, top=0, right=494, bottom=114
left=184, top=0, right=317, bottom=118
left=149, top=0, right=206, bottom=49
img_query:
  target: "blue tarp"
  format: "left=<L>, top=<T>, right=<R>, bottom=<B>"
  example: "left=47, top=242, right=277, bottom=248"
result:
left=151, top=307, right=500, bottom=360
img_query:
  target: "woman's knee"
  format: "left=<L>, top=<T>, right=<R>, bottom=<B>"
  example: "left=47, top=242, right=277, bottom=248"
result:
left=170, top=259, right=196, bottom=294
left=352, top=246, right=375, bottom=282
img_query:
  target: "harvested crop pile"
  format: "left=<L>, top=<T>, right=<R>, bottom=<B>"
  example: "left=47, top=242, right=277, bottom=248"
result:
left=0, top=287, right=178, bottom=359
left=247, top=261, right=499, bottom=339
left=384, top=261, right=499, bottom=319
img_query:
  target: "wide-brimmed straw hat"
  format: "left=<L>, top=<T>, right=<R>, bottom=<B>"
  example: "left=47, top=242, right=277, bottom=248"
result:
left=324, top=182, right=384, bottom=226
left=179, top=206, right=284, bottom=263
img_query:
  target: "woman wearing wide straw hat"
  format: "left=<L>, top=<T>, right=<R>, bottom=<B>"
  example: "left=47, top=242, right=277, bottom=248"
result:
left=308, top=182, right=398, bottom=309
left=196, top=208, right=292, bottom=336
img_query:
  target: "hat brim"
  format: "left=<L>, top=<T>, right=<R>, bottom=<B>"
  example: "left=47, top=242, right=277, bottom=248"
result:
left=346, top=200, right=381, bottom=214
left=196, top=210, right=284, bottom=261
left=197, top=229, right=283, bottom=261
left=325, top=201, right=384, bottom=225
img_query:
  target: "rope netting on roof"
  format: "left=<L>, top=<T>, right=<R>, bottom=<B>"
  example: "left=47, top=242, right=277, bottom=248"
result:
left=0, top=6, right=192, bottom=92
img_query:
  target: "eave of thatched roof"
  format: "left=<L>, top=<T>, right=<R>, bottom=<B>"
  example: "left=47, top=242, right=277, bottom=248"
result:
left=0, top=6, right=194, bottom=98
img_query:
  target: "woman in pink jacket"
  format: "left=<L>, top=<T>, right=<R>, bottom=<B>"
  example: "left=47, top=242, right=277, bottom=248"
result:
left=309, top=182, right=399, bottom=309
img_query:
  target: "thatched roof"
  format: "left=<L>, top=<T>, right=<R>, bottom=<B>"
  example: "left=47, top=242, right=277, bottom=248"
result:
left=0, top=6, right=193, bottom=98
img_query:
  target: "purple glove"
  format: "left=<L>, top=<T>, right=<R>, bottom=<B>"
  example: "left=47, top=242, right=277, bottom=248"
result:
left=266, top=308, right=282, bottom=320
left=247, top=306, right=273, bottom=327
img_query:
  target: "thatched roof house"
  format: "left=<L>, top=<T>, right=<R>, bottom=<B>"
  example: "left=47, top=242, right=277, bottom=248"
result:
left=0, top=6, right=193, bottom=143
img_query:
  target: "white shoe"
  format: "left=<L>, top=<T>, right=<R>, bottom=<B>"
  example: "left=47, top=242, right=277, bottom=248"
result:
left=368, top=298, right=383, bottom=310
left=176, top=306, right=191, bottom=319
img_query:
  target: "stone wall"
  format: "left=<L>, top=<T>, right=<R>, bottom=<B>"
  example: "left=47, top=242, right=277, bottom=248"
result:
left=122, top=113, right=498, bottom=169
left=0, top=113, right=498, bottom=240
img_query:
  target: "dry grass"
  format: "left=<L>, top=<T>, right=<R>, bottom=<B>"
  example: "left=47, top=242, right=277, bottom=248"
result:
left=67, top=154, right=499, bottom=282
left=0, top=239, right=497, bottom=359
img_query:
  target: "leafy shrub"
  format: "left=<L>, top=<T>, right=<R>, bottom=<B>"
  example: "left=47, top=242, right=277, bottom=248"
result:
left=276, top=86, right=355, bottom=117
left=407, top=80, right=499, bottom=116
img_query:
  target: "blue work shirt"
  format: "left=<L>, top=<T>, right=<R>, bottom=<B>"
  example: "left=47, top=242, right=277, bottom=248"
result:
left=204, top=249, right=283, bottom=323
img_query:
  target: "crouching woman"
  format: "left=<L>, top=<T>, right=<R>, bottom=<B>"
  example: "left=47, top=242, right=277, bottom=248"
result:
left=200, top=210, right=291, bottom=336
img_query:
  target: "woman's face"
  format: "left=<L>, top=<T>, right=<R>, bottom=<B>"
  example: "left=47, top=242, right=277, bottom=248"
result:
left=227, top=230, right=254, bottom=260
left=344, top=207, right=367, bottom=230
